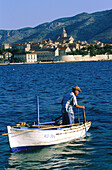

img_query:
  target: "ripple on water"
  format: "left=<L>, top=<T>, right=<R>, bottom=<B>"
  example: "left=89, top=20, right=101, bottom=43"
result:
left=0, top=61, right=112, bottom=169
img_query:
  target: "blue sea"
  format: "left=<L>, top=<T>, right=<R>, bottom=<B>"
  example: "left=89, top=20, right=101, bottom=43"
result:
left=0, top=61, right=112, bottom=169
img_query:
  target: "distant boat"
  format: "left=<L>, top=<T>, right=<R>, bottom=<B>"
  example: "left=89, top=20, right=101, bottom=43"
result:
left=3, top=97, right=91, bottom=152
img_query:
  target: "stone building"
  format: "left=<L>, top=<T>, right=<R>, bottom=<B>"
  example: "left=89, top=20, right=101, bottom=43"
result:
left=2, top=44, right=12, bottom=49
left=13, top=43, right=31, bottom=52
left=57, top=28, right=74, bottom=44
left=35, top=48, right=59, bottom=61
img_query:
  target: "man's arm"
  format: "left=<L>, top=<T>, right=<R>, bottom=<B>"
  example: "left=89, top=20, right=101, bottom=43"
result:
left=75, top=104, right=85, bottom=109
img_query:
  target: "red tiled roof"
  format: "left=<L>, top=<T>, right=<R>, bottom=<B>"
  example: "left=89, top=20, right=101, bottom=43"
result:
left=58, top=47, right=67, bottom=50
left=35, top=51, right=51, bottom=53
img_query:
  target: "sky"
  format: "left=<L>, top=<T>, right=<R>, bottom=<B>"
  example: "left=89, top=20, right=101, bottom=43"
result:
left=0, top=0, right=112, bottom=30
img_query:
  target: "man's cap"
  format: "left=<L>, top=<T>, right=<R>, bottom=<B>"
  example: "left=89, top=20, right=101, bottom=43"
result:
left=72, top=86, right=81, bottom=92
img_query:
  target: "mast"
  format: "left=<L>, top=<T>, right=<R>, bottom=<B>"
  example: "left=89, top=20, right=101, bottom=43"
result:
left=37, top=96, right=39, bottom=125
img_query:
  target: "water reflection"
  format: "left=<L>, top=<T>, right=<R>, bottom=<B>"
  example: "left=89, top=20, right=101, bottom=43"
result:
left=7, top=136, right=93, bottom=169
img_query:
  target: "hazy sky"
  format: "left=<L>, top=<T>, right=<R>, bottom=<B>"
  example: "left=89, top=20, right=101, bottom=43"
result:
left=0, top=0, right=112, bottom=30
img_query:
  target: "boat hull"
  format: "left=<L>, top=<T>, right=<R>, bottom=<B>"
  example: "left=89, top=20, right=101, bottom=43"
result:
left=7, top=122, right=91, bottom=152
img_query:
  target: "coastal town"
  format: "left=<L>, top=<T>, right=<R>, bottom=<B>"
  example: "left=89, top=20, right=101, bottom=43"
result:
left=0, top=28, right=112, bottom=64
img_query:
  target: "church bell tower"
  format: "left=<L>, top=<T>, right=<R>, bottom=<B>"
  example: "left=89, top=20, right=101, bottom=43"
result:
left=62, top=28, right=67, bottom=37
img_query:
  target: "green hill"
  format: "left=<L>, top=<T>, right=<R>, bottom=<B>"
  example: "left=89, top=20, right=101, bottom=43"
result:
left=0, top=9, right=112, bottom=44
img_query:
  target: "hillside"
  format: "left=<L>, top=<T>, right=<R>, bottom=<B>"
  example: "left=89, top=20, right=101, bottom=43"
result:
left=0, top=9, right=112, bottom=44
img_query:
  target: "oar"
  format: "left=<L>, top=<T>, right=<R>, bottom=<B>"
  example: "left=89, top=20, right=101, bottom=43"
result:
left=2, top=122, right=81, bottom=136
left=53, top=115, right=62, bottom=122
left=83, top=109, right=86, bottom=123
left=83, top=109, right=87, bottom=137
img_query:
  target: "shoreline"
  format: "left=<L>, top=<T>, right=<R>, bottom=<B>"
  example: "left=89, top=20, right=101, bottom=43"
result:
left=0, top=59, right=112, bottom=66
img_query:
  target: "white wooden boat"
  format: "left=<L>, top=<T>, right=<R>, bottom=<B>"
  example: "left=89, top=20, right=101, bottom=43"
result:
left=6, top=121, right=91, bottom=152
left=3, top=97, right=91, bottom=152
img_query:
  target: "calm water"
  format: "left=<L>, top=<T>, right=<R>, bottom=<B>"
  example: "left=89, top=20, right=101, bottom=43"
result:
left=0, top=61, right=112, bottom=169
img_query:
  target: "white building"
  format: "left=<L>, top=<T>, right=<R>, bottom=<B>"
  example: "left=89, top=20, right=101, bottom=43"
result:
left=0, top=54, right=3, bottom=59
left=3, top=52, right=13, bottom=60
left=2, top=44, right=12, bottom=49
left=58, top=46, right=71, bottom=55
left=14, top=53, right=37, bottom=63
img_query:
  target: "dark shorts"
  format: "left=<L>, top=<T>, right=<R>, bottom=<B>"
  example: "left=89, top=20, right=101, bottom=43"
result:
left=62, top=112, right=74, bottom=125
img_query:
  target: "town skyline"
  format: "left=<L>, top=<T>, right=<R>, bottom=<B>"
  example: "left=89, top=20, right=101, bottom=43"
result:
left=0, top=27, right=112, bottom=64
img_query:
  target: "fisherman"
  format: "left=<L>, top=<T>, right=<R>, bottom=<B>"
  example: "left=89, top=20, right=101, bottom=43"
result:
left=61, top=86, right=85, bottom=125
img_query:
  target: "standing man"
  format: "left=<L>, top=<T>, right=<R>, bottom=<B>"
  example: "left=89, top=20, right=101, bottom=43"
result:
left=61, top=86, right=85, bottom=125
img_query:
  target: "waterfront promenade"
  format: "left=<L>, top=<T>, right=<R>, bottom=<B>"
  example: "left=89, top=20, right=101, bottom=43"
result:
left=0, top=54, right=112, bottom=65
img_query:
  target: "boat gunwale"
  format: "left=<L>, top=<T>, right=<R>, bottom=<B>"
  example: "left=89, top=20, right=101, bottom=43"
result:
left=4, top=121, right=91, bottom=136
